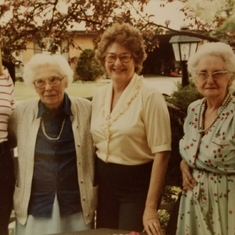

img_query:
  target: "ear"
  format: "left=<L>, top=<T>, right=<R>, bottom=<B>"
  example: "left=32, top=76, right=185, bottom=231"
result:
left=192, top=75, right=198, bottom=87
left=228, top=73, right=234, bottom=86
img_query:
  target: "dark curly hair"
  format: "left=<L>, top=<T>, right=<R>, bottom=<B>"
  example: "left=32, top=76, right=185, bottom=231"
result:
left=95, top=22, right=147, bottom=74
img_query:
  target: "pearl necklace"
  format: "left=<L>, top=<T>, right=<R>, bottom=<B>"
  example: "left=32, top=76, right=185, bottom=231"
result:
left=197, top=94, right=231, bottom=134
left=41, top=118, right=66, bottom=140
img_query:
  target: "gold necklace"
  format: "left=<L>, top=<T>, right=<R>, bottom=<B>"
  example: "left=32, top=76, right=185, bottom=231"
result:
left=41, top=118, right=66, bottom=140
left=197, top=94, right=231, bottom=134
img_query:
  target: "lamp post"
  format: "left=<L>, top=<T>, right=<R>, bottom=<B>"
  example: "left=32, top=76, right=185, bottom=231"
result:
left=169, top=33, right=201, bottom=87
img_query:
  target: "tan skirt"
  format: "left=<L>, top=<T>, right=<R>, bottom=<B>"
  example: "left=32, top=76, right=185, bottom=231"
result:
left=15, top=195, right=92, bottom=235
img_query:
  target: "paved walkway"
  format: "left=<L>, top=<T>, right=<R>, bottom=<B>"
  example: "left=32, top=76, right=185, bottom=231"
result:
left=144, top=75, right=182, bottom=96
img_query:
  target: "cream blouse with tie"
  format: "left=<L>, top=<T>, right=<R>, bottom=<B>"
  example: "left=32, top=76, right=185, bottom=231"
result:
left=91, top=74, right=171, bottom=165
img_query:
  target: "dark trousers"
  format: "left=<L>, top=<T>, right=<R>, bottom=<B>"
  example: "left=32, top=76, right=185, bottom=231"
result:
left=96, top=158, right=152, bottom=232
left=0, top=142, right=15, bottom=235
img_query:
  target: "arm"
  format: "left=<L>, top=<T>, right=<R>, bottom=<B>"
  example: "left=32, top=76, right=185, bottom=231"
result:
left=180, top=160, right=197, bottom=191
left=143, top=151, right=170, bottom=235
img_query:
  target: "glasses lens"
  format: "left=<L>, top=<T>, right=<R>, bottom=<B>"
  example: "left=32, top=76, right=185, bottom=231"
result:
left=106, top=55, right=116, bottom=63
left=212, top=71, right=228, bottom=79
left=197, top=72, right=208, bottom=80
left=49, top=76, right=61, bottom=86
left=120, top=54, right=132, bottom=63
left=34, top=79, right=45, bottom=88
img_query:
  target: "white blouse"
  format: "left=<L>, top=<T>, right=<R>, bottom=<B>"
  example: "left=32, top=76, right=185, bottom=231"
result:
left=91, top=74, right=171, bottom=165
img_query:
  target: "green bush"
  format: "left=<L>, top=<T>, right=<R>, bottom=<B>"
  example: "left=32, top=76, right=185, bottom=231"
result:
left=164, top=79, right=202, bottom=187
left=75, top=49, right=104, bottom=81
left=166, top=79, right=203, bottom=116
left=161, top=80, right=203, bottom=232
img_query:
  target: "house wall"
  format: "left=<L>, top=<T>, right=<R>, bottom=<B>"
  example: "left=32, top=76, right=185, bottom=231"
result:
left=16, top=32, right=96, bottom=80
left=68, top=33, right=97, bottom=79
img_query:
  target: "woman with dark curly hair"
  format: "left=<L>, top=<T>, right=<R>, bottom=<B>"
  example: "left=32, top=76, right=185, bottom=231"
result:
left=91, top=22, right=171, bottom=235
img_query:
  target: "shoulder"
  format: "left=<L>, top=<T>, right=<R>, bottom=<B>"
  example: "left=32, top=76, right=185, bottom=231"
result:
left=70, top=96, right=91, bottom=104
left=69, top=96, right=92, bottom=112
left=15, top=98, right=39, bottom=110
left=140, top=81, right=166, bottom=106
left=188, top=99, right=203, bottom=110
left=93, top=84, right=109, bottom=97
left=141, top=80, right=164, bottom=96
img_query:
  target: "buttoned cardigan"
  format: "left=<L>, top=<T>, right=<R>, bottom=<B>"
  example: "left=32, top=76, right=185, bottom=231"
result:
left=8, top=96, right=97, bottom=225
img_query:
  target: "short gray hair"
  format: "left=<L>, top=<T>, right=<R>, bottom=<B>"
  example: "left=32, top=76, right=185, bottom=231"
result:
left=23, top=53, right=74, bottom=88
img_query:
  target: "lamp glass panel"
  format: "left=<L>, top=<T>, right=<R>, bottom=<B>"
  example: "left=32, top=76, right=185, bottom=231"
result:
left=189, top=42, right=198, bottom=59
left=180, top=43, right=190, bottom=61
left=172, top=43, right=181, bottom=61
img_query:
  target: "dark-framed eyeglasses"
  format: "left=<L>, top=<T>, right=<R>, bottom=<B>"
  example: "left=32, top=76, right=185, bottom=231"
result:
left=105, top=53, right=132, bottom=64
left=33, top=76, right=65, bottom=88
left=195, top=70, right=231, bottom=81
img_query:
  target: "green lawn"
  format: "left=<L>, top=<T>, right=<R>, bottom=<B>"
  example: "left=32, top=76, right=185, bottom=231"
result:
left=14, top=80, right=109, bottom=101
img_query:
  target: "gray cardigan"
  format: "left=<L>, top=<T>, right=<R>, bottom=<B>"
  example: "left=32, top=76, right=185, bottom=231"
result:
left=8, top=96, right=97, bottom=225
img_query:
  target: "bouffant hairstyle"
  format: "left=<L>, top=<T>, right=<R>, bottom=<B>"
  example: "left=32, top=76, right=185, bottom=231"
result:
left=95, top=22, right=147, bottom=74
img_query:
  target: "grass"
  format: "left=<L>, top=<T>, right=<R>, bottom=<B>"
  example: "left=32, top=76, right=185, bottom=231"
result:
left=14, top=80, right=109, bottom=101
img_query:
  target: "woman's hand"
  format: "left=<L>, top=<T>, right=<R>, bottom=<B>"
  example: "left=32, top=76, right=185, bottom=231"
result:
left=143, top=207, right=162, bottom=235
left=180, top=160, right=197, bottom=191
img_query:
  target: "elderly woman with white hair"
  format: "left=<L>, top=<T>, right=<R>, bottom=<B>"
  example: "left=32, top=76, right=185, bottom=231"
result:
left=176, top=42, right=235, bottom=235
left=8, top=53, right=97, bottom=235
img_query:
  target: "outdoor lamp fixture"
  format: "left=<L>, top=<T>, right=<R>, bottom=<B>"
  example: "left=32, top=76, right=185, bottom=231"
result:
left=169, top=31, right=201, bottom=87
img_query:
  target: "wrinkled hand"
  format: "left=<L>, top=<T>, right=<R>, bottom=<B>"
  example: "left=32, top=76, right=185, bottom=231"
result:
left=180, top=160, right=197, bottom=191
left=143, top=207, right=162, bottom=235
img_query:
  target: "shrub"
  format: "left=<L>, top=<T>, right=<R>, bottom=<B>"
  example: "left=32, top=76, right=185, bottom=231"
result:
left=161, top=80, right=202, bottom=232
left=165, top=79, right=202, bottom=187
left=166, top=79, right=203, bottom=116
left=75, top=49, right=104, bottom=81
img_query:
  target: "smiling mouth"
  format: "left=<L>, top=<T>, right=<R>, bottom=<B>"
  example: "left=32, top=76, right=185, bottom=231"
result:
left=113, top=69, right=125, bottom=72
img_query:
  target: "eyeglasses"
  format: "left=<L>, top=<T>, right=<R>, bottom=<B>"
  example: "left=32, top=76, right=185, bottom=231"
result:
left=195, top=70, right=231, bottom=81
left=34, top=76, right=65, bottom=88
left=105, top=53, right=132, bottom=64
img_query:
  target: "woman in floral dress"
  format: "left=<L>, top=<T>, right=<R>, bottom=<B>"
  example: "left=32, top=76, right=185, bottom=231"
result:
left=176, top=42, right=235, bottom=235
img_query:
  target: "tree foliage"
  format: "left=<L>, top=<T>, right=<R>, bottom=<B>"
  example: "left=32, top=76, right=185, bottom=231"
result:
left=179, top=0, right=235, bottom=43
left=75, top=49, right=103, bottom=81
left=1, top=0, right=235, bottom=63
left=0, top=0, right=164, bottom=56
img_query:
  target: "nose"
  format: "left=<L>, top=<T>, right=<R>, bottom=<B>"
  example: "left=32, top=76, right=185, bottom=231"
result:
left=44, top=82, right=53, bottom=90
left=114, top=57, right=122, bottom=65
left=207, top=74, right=214, bottom=83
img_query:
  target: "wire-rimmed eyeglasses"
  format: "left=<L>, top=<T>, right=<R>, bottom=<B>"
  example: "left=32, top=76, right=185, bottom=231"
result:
left=33, top=76, right=65, bottom=88
left=105, top=53, right=132, bottom=64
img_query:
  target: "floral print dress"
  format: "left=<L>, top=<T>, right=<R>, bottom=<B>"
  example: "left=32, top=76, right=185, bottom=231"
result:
left=176, top=93, right=235, bottom=235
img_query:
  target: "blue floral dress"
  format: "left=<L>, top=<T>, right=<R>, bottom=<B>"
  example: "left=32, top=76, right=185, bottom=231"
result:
left=176, top=93, right=235, bottom=235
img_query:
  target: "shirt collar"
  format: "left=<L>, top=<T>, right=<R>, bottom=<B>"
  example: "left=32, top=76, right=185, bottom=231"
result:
left=37, top=93, right=73, bottom=118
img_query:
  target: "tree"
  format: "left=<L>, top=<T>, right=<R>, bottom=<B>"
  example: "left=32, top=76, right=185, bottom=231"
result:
left=0, top=0, right=162, bottom=55
left=179, top=0, right=235, bottom=43
left=75, top=49, right=103, bottom=81
left=0, top=0, right=220, bottom=58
